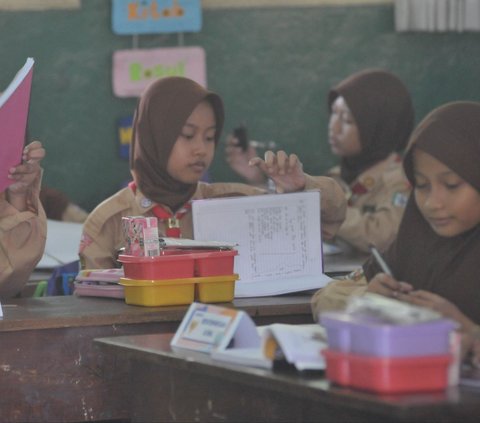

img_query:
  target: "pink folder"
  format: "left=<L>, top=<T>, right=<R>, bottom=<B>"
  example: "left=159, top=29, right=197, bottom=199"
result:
left=0, top=58, right=34, bottom=192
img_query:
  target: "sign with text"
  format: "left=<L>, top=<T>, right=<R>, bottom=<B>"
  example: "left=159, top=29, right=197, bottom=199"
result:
left=112, top=47, right=206, bottom=97
left=171, top=303, right=260, bottom=354
left=112, top=0, right=202, bottom=34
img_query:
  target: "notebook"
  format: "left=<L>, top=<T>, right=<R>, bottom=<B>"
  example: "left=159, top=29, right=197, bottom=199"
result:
left=0, top=58, right=34, bottom=192
left=192, top=191, right=332, bottom=297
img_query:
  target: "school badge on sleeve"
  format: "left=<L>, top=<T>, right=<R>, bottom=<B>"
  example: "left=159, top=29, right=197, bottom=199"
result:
left=392, top=192, right=408, bottom=207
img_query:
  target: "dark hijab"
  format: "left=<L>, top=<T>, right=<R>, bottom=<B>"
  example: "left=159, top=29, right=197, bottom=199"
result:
left=328, top=69, right=414, bottom=184
left=364, top=101, right=480, bottom=323
left=129, top=76, right=224, bottom=211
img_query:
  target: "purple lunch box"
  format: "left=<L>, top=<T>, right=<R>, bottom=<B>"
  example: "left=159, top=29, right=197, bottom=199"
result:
left=320, top=311, right=456, bottom=357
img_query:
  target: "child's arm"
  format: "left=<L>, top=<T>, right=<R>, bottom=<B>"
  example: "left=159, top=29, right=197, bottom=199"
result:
left=397, top=290, right=476, bottom=332
left=0, top=141, right=47, bottom=298
left=224, top=134, right=266, bottom=186
left=311, top=269, right=369, bottom=321
left=249, top=150, right=347, bottom=239
left=6, top=140, right=45, bottom=212
left=249, top=150, right=306, bottom=193
left=366, top=273, right=413, bottom=298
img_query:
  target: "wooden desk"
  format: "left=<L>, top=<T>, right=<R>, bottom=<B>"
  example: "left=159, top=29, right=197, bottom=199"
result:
left=0, top=295, right=313, bottom=422
left=95, top=333, right=480, bottom=423
left=324, top=249, right=367, bottom=276
left=324, top=240, right=368, bottom=277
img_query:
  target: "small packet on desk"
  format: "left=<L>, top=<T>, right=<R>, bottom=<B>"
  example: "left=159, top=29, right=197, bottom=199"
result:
left=122, top=216, right=160, bottom=257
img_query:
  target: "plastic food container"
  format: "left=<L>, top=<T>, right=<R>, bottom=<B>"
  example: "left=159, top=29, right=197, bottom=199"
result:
left=118, top=252, right=196, bottom=280
left=320, top=312, right=456, bottom=357
left=118, top=249, right=238, bottom=280
left=195, top=274, right=238, bottom=303
left=323, top=349, right=451, bottom=394
left=119, top=277, right=195, bottom=307
left=119, top=274, right=239, bottom=307
left=193, top=250, right=238, bottom=277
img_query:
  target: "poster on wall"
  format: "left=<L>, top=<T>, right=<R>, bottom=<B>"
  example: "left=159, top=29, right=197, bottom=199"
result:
left=112, top=0, right=202, bottom=34
left=112, top=46, right=206, bottom=97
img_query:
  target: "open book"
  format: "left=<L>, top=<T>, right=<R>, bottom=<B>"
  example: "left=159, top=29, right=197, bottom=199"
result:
left=0, top=58, right=35, bottom=192
left=211, top=323, right=327, bottom=371
left=171, top=303, right=327, bottom=371
left=192, top=191, right=332, bottom=297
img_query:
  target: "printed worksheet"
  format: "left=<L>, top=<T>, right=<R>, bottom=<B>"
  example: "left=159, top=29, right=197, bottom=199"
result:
left=192, top=191, right=331, bottom=297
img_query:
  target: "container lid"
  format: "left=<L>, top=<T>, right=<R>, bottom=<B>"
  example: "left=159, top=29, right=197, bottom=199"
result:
left=321, top=311, right=458, bottom=331
left=118, top=252, right=196, bottom=263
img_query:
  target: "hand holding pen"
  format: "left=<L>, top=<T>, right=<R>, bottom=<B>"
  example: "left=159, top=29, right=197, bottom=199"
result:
left=366, top=245, right=413, bottom=298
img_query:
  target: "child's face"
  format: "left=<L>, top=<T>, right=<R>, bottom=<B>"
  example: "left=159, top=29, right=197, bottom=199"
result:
left=166, top=100, right=216, bottom=184
left=413, top=149, right=480, bottom=237
left=328, top=96, right=361, bottom=157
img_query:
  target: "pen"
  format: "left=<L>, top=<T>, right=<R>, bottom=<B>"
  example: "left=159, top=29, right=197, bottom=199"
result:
left=369, top=244, right=394, bottom=277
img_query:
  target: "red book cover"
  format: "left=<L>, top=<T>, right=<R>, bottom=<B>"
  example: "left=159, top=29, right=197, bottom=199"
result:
left=0, top=58, right=34, bottom=192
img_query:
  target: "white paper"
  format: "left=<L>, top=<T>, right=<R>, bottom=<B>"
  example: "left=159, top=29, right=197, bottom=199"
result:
left=36, top=219, right=83, bottom=268
left=192, top=191, right=331, bottom=297
left=211, top=347, right=273, bottom=369
left=322, top=242, right=342, bottom=255
left=211, top=323, right=327, bottom=371
left=263, top=323, right=327, bottom=370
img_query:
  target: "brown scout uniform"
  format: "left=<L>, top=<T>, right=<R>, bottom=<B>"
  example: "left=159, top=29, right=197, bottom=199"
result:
left=0, top=179, right=47, bottom=299
left=327, top=153, right=411, bottom=253
left=79, top=175, right=346, bottom=269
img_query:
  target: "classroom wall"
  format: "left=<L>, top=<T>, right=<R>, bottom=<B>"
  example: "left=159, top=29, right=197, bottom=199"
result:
left=1, top=0, right=479, bottom=211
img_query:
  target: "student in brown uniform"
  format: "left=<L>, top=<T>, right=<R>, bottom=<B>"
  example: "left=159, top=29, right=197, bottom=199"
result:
left=225, top=69, right=414, bottom=253
left=311, top=102, right=480, bottom=357
left=79, top=77, right=347, bottom=269
left=0, top=141, right=47, bottom=299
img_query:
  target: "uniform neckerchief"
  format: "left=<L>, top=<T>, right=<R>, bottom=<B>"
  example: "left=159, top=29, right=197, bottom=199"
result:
left=128, top=181, right=190, bottom=238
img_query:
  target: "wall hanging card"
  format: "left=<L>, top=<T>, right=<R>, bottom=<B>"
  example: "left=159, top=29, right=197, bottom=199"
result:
left=0, top=58, right=34, bottom=192
left=112, top=46, right=206, bottom=97
left=112, top=0, right=202, bottom=35
left=171, top=302, right=260, bottom=354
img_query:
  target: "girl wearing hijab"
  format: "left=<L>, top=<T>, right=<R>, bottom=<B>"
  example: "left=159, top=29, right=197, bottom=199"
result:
left=225, top=69, right=414, bottom=253
left=79, top=77, right=346, bottom=269
left=311, top=101, right=480, bottom=339
left=326, top=69, right=414, bottom=253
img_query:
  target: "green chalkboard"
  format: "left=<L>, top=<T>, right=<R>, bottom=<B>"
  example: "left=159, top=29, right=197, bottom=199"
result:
left=1, top=1, right=480, bottom=211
